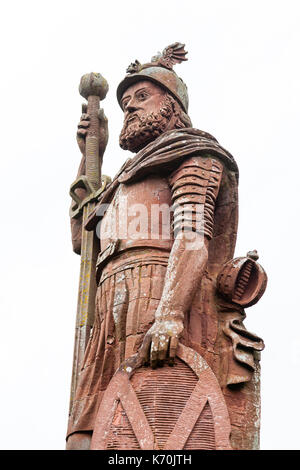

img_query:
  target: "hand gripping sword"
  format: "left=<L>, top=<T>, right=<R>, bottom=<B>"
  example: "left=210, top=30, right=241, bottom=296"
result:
left=68, top=73, right=109, bottom=415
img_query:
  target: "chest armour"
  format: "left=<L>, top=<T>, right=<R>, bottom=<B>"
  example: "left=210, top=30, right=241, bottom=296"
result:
left=99, top=174, right=173, bottom=257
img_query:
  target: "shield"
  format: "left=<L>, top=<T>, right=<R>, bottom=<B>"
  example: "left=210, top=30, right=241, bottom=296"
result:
left=90, top=344, right=232, bottom=450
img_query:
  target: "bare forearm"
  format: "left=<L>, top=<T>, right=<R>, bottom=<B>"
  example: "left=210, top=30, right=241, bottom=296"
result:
left=139, top=155, right=221, bottom=366
left=156, top=233, right=209, bottom=321
left=139, top=233, right=209, bottom=367
left=70, top=154, right=86, bottom=254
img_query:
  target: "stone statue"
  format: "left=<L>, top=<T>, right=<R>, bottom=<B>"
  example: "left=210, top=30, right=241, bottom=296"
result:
left=66, top=43, right=267, bottom=450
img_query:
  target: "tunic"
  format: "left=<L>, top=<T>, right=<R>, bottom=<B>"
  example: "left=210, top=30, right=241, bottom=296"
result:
left=67, top=128, right=264, bottom=449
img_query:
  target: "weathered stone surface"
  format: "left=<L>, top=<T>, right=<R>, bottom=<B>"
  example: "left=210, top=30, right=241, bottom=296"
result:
left=66, top=43, right=267, bottom=451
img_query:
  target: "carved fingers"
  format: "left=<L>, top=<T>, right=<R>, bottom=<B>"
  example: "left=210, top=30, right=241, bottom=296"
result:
left=151, top=332, right=169, bottom=368
left=77, top=113, right=90, bottom=134
left=138, top=332, right=152, bottom=367
left=76, top=107, right=108, bottom=156
left=76, top=112, right=90, bottom=154
left=139, top=319, right=183, bottom=369
left=150, top=334, right=160, bottom=368
left=169, top=336, right=179, bottom=365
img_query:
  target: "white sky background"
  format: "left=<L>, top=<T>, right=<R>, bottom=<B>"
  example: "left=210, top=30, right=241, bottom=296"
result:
left=0, top=0, right=299, bottom=450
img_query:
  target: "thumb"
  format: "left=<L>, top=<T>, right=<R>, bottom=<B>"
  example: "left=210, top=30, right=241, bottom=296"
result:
left=137, top=332, right=152, bottom=365
left=98, top=108, right=108, bottom=125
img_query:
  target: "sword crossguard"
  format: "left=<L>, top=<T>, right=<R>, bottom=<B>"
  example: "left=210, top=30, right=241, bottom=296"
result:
left=69, top=174, right=111, bottom=219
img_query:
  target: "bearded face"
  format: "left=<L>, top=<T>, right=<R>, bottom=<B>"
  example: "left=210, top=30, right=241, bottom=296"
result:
left=119, top=81, right=174, bottom=153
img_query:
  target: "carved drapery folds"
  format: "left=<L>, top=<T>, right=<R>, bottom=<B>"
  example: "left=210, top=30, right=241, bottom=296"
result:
left=218, top=304, right=265, bottom=386
left=216, top=251, right=267, bottom=385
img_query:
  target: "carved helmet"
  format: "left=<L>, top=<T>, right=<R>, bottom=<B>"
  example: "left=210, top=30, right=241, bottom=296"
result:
left=116, top=42, right=189, bottom=113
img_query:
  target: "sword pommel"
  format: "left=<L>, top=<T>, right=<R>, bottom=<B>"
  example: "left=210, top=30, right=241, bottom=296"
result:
left=79, top=72, right=109, bottom=100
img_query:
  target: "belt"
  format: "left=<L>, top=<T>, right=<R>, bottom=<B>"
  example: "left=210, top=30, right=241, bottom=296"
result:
left=95, top=240, right=171, bottom=284
left=96, top=239, right=120, bottom=282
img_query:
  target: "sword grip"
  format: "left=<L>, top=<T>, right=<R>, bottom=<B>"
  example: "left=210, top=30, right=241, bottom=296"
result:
left=86, top=95, right=101, bottom=189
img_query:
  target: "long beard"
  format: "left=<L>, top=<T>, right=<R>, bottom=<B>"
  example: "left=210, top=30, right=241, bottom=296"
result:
left=119, top=97, right=173, bottom=153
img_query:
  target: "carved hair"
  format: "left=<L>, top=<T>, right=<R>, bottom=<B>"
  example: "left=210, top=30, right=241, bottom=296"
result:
left=165, top=93, right=192, bottom=129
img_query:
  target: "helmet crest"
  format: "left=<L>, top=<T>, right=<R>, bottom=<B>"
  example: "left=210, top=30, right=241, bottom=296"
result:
left=117, top=43, right=189, bottom=113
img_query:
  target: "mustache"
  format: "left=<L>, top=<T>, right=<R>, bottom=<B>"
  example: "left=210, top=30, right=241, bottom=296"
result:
left=124, top=113, right=141, bottom=125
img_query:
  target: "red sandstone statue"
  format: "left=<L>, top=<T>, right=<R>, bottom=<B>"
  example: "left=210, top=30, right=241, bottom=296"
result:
left=66, top=43, right=267, bottom=450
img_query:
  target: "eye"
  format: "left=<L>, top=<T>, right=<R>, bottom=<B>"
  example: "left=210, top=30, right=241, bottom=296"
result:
left=122, top=99, right=130, bottom=110
left=137, top=91, right=149, bottom=101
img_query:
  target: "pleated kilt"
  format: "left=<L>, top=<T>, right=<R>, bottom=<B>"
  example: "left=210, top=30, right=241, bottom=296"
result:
left=67, top=249, right=169, bottom=437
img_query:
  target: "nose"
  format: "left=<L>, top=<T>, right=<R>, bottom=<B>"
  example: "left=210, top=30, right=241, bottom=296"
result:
left=124, top=102, right=139, bottom=121
left=126, top=104, right=138, bottom=113
left=124, top=95, right=140, bottom=115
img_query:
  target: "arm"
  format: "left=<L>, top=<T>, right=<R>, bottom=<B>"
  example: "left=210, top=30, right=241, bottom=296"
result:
left=70, top=154, right=86, bottom=254
left=70, top=109, right=108, bottom=254
left=140, top=155, right=223, bottom=367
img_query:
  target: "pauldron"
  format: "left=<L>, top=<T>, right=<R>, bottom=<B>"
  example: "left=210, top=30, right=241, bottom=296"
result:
left=168, top=155, right=223, bottom=239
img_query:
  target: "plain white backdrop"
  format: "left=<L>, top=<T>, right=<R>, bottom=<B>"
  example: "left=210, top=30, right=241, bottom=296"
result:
left=0, top=0, right=299, bottom=450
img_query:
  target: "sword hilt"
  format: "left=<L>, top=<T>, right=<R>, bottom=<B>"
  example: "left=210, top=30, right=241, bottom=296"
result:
left=69, top=174, right=111, bottom=219
left=79, top=72, right=109, bottom=189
